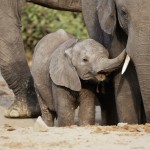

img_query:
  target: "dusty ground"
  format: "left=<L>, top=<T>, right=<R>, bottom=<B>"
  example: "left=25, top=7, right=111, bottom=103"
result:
left=0, top=74, right=150, bottom=150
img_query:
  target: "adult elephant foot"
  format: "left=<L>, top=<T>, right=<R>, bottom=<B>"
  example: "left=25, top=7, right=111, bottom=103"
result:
left=5, top=96, right=41, bottom=118
left=4, top=76, right=41, bottom=118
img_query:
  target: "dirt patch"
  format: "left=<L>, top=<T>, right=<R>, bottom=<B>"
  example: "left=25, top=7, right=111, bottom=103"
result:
left=0, top=124, right=150, bottom=150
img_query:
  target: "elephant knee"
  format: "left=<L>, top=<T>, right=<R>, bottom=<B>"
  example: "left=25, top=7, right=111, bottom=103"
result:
left=0, top=25, right=25, bottom=68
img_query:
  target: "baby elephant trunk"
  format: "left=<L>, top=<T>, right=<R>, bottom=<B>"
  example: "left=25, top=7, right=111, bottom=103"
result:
left=96, top=50, right=126, bottom=73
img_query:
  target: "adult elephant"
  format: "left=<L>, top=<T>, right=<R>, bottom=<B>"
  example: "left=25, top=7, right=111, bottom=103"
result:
left=82, top=0, right=150, bottom=123
left=0, top=0, right=81, bottom=118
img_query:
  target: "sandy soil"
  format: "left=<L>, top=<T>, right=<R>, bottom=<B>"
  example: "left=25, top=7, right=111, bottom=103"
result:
left=0, top=74, right=150, bottom=150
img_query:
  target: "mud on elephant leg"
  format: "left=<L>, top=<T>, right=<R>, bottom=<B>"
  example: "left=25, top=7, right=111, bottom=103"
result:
left=3, top=75, right=41, bottom=118
left=0, top=40, right=41, bottom=118
left=3, top=74, right=41, bottom=118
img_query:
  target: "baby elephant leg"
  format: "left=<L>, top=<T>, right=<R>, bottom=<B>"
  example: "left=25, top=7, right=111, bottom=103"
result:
left=36, top=89, right=55, bottom=127
left=78, top=88, right=96, bottom=126
left=52, top=83, right=78, bottom=127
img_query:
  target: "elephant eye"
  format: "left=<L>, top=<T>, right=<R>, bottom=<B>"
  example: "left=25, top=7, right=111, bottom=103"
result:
left=118, top=7, right=128, bottom=34
left=121, top=9, right=127, bottom=17
left=120, top=7, right=128, bottom=20
left=82, top=58, right=88, bottom=62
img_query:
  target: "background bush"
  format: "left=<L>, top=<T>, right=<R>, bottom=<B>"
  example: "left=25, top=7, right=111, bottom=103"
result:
left=21, top=3, right=88, bottom=60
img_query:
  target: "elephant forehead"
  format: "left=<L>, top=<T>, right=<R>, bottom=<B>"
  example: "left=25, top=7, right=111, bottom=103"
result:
left=73, top=41, right=97, bottom=53
left=73, top=47, right=95, bottom=58
left=78, top=39, right=99, bottom=49
left=72, top=39, right=108, bottom=58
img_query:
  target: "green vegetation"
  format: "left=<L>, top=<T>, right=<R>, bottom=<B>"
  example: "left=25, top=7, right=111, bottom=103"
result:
left=21, top=3, right=88, bottom=60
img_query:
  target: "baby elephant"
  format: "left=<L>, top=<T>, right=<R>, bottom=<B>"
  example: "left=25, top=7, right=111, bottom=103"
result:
left=31, top=29, right=125, bottom=127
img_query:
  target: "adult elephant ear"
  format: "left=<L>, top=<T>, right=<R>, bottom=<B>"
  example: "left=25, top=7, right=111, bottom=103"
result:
left=97, top=0, right=116, bottom=49
left=49, top=38, right=81, bottom=92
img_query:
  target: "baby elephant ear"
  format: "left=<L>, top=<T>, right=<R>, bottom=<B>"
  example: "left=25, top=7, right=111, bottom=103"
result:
left=49, top=38, right=81, bottom=91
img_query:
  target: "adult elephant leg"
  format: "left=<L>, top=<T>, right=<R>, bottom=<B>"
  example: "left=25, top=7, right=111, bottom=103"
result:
left=0, top=0, right=40, bottom=118
left=131, top=24, right=150, bottom=122
left=110, top=34, right=142, bottom=124
left=98, top=79, right=118, bottom=125
left=113, top=67, right=142, bottom=124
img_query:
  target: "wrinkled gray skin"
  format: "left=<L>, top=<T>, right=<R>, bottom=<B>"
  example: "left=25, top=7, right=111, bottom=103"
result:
left=0, top=0, right=41, bottom=118
left=31, top=29, right=125, bottom=127
left=82, top=0, right=150, bottom=123
left=0, top=0, right=81, bottom=118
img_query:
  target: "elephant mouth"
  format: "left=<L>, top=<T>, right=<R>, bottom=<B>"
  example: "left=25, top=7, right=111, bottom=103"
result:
left=96, top=62, right=124, bottom=80
left=93, top=66, right=120, bottom=82
left=96, top=71, right=108, bottom=81
left=96, top=68, right=117, bottom=81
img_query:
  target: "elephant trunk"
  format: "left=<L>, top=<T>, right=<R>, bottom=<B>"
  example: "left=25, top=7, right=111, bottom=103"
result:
left=96, top=50, right=126, bottom=73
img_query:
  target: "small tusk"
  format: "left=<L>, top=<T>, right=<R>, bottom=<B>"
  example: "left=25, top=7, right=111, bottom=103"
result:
left=121, top=55, right=130, bottom=74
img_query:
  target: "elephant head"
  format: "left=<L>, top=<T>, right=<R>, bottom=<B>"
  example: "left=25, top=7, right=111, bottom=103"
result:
left=82, top=0, right=150, bottom=122
left=49, top=38, right=125, bottom=91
